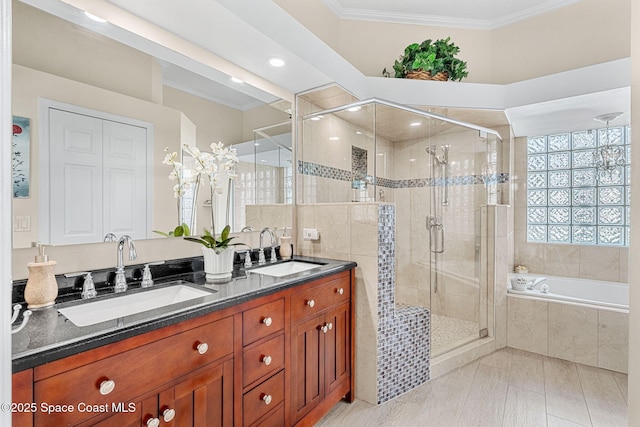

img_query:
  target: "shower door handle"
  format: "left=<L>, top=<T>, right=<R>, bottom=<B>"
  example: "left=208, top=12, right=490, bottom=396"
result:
left=428, top=219, right=445, bottom=254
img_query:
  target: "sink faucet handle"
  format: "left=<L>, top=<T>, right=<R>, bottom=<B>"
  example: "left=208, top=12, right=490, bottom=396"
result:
left=270, top=247, right=277, bottom=263
left=244, top=250, right=253, bottom=268
left=141, top=261, right=164, bottom=288
left=81, top=272, right=97, bottom=299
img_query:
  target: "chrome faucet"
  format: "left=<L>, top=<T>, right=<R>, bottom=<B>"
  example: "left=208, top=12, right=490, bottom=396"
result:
left=258, top=228, right=275, bottom=264
left=527, top=277, right=548, bottom=292
left=103, top=233, right=117, bottom=242
left=114, top=235, right=137, bottom=293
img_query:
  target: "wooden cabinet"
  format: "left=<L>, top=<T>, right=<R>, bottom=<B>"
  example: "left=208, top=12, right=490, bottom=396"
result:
left=12, top=369, right=33, bottom=427
left=33, top=314, right=234, bottom=427
left=239, top=298, right=287, bottom=426
left=290, top=272, right=353, bottom=425
left=13, top=268, right=354, bottom=427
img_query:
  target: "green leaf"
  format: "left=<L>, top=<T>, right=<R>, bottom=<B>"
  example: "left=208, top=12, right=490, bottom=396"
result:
left=173, top=225, right=184, bottom=237
left=221, top=225, right=231, bottom=241
left=153, top=230, right=170, bottom=237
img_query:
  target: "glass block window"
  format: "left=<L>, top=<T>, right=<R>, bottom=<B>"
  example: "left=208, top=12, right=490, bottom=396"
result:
left=526, top=126, right=631, bottom=246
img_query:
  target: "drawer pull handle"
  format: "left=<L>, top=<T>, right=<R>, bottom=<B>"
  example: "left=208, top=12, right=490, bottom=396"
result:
left=337, top=287, right=344, bottom=295
left=262, top=317, right=273, bottom=327
left=196, top=342, right=209, bottom=355
left=99, top=379, right=115, bottom=395
left=306, top=299, right=315, bottom=308
left=321, top=323, right=334, bottom=333
left=262, top=355, right=272, bottom=366
left=162, top=408, right=176, bottom=422
left=262, top=394, right=273, bottom=405
left=146, top=417, right=160, bottom=427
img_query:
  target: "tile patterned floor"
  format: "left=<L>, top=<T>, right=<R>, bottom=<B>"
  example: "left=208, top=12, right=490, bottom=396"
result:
left=431, top=313, right=479, bottom=356
left=317, top=347, right=628, bottom=427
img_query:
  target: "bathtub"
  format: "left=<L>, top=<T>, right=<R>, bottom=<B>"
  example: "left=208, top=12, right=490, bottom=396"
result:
left=507, top=274, right=628, bottom=373
left=508, top=274, right=628, bottom=311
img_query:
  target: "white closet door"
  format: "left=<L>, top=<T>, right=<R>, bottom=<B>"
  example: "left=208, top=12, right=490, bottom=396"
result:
left=102, top=120, right=147, bottom=239
left=48, top=108, right=149, bottom=244
left=49, top=109, right=103, bottom=244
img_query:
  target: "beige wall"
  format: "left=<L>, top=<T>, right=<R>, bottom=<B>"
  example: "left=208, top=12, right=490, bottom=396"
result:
left=242, top=104, right=291, bottom=142
left=277, top=0, right=630, bottom=84
left=163, top=86, right=244, bottom=147
left=12, top=0, right=159, bottom=102
left=296, top=202, right=379, bottom=404
left=628, top=0, right=639, bottom=423
left=11, top=64, right=185, bottom=249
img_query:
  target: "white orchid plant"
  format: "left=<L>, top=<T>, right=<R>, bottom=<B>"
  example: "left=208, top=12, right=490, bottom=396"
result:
left=156, top=142, right=240, bottom=246
left=154, top=148, right=192, bottom=237
left=182, top=142, right=240, bottom=252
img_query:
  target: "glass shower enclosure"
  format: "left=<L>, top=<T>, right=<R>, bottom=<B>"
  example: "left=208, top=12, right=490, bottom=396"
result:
left=298, top=98, right=502, bottom=357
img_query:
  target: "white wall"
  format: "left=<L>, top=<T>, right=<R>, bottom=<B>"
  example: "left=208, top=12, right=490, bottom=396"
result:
left=628, top=0, right=639, bottom=424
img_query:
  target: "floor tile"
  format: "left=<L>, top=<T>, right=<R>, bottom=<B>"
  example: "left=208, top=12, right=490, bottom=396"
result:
left=318, top=348, right=628, bottom=427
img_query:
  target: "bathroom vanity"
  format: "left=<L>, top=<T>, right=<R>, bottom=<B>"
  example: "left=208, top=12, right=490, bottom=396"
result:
left=11, top=257, right=356, bottom=427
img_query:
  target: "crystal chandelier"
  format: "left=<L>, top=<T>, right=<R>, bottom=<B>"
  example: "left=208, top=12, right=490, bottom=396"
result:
left=593, top=112, right=625, bottom=181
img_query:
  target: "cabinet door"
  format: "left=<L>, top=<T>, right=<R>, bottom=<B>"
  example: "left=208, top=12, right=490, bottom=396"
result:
left=12, top=370, right=33, bottom=427
left=324, top=302, right=351, bottom=395
left=173, top=359, right=234, bottom=427
left=290, top=314, right=324, bottom=422
left=79, top=395, right=154, bottom=427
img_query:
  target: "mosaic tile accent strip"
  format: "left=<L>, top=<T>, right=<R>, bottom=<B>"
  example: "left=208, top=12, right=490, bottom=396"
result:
left=376, top=204, right=430, bottom=404
left=298, top=160, right=508, bottom=189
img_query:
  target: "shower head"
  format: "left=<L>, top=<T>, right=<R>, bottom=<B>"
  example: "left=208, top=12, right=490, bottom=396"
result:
left=426, top=145, right=448, bottom=165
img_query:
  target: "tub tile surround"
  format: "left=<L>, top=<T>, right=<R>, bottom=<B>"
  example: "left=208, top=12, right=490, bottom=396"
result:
left=513, top=136, right=629, bottom=283
left=507, top=295, right=629, bottom=373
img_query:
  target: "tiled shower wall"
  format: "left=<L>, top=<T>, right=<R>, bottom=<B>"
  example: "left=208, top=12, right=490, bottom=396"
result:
left=296, top=203, right=430, bottom=405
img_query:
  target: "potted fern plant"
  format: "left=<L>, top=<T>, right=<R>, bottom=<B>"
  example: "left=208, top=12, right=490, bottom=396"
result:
left=384, top=37, right=468, bottom=82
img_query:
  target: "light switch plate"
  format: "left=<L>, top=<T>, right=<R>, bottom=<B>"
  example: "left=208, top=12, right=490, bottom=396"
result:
left=303, top=228, right=319, bottom=240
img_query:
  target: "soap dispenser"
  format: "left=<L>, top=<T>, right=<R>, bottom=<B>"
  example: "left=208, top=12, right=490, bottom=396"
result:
left=279, top=227, right=292, bottom=260
left=24, top=243, right=58, bottom=309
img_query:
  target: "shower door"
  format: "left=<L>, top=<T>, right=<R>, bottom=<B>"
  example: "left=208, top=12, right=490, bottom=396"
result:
left=425, top=122, right=492, bottom=357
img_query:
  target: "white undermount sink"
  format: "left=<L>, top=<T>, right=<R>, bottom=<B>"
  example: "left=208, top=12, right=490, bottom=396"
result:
left=58, top=284, right=211, bottom=327
left=249, top=261, right=324, bottom=277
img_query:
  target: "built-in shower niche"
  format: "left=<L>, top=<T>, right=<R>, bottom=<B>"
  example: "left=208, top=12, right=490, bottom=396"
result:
left=297, top=96, right=505, bottom=402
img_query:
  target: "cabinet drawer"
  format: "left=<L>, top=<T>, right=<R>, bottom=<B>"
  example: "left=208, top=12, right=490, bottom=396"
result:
left=291, top=275, right=350, bottom=321
left=243, top=334, right=285, bottom=388
left=34, top=316, right=233, bottom=426
left=251, top=403, right=284, bottom=427
left=243, top=299, right=285, bottom=346
left=243, top=370, right=285, bottom=427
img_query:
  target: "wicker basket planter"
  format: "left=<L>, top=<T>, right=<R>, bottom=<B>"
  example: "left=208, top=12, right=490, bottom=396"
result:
left=406, top=70, right=449, bottom=81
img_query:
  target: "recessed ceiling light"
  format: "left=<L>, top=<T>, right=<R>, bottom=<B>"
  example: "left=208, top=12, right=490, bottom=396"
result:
left=347, top=106, right=361, bottom=112
left=85, top=11, right=107, bottom=23
left=409, top=158, right=417, bottom=162
left=254, top=142, right=260, bottom=146
left=260, top=159, right=267, bottom=162
left=410, top=122, right=422, bottom=127
left=355, top=131, right=363, bottom=135
left=311, top=116, right=322, bottom=121
left=329, top=136, right=340, bottom=141
left=268, top=57, right=286, bottom=67
left=230, top=76, right=244, bottom=84
left=378, top=153, right=384, bottom=156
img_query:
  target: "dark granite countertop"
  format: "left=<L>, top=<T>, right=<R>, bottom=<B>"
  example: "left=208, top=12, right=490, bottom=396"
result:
left=12, top=256, right=356, bottom=372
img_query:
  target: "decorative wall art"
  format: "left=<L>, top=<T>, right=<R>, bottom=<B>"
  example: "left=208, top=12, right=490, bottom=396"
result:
left=12, top=115, right=30, bottom=198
